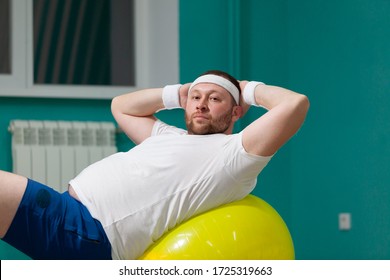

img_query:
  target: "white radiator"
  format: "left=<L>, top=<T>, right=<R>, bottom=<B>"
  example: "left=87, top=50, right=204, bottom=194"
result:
left=9, top=120, right=117, bottom=192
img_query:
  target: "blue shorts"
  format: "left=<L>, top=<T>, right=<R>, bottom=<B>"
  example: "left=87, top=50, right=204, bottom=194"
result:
left=2, top=179, right=112, bottom=260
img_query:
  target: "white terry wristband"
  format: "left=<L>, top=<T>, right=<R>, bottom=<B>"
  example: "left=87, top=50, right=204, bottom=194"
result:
left=243, top=81, right=265, bottom=106
left=162, top=84, right=182, bottom=109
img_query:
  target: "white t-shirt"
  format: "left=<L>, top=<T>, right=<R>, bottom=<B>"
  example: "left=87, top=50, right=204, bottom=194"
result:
left=69, top=121, right=272, bottom=259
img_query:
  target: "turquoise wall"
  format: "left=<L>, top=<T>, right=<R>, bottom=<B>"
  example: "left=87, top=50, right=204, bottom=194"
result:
left=2, top=0, right=390, bottom=260
left=287, top=0, right=390, bottom=259
left=180, top=0, right=390, bottom=259
left=181, top=0, right=390, bottom=260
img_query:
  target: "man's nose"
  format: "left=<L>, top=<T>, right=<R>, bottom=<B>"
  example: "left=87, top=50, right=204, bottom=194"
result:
left=196, top=98, right=208, bottom=110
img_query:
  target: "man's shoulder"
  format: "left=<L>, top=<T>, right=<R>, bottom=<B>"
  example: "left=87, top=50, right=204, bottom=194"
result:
left=152, top=120, right=187, bottom=136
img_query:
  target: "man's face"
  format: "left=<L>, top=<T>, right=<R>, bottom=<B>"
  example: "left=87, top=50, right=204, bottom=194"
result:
left=185, top=83, right=239, bottom=135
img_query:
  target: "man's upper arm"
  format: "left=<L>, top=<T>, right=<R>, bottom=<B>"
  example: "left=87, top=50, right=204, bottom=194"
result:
left=111, top=88, right=165, bottom=145
left=114, top=113, right=157, bottom=145
left=111, top=97, right=159, bottom=145
left=242, top=94, right=309, bottom=157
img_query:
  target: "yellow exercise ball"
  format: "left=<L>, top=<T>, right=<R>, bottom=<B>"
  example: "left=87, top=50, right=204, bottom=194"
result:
left=139, top=195, right=294, bottom=260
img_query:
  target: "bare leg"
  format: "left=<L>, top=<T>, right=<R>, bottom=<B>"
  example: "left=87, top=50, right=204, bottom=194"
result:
left=0, top=170, right=28, bottom=238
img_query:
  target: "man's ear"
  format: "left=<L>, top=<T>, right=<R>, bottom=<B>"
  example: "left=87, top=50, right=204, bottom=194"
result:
left=232, top=105, right=244, bottom=121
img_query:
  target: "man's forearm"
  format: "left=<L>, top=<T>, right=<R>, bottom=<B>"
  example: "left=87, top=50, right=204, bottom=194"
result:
left=111, top=88, right=164, bottom=118
left=254, top=84, right=307, bottom=110
left=240, top=81, right=309, bottom=156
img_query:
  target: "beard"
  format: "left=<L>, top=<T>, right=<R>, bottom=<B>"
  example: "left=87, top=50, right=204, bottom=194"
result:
left=185, top=108, right=233, bottom=135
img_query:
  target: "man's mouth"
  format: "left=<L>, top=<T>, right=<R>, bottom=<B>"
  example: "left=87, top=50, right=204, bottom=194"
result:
left=193, top=113, right=209, bottom=120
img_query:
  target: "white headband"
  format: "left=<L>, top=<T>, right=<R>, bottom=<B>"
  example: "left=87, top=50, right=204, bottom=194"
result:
left=189, top=74, right=240, bottom=104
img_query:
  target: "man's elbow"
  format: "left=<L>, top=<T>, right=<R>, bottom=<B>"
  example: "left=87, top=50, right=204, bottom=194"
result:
left=296, top=94, right=310, bottom=116
left=111, top=96, right=124, bottom=121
